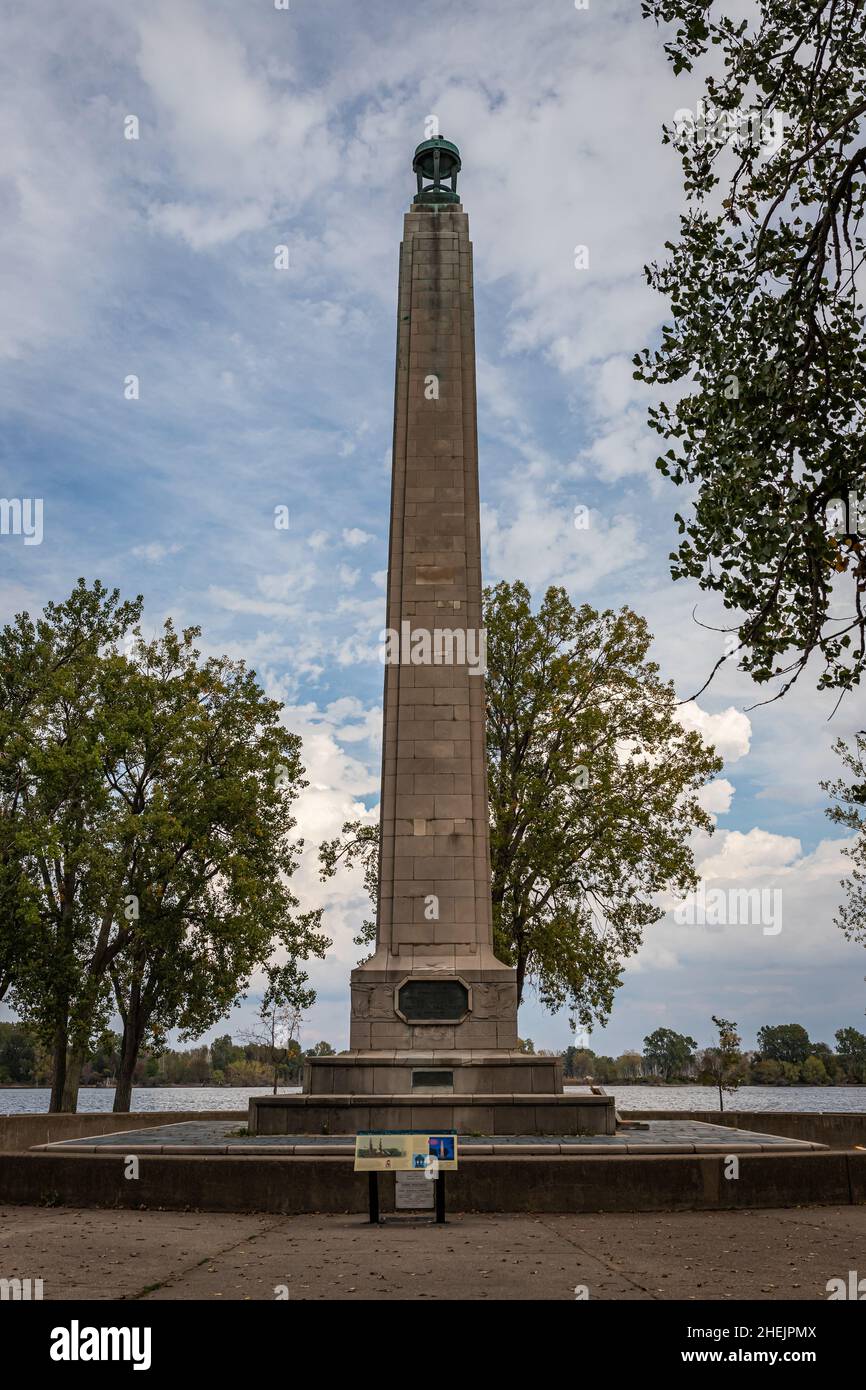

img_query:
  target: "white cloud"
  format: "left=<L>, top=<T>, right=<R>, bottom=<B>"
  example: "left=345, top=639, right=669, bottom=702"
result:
left=342, top=527, right=373, bottom=547
left=131, top=542, right=182, bottom=562
left=677, top=702, right=752, bottom=763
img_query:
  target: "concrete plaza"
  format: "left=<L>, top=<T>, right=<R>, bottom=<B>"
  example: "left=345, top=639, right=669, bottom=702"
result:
left=0, top=1203, right=861, bottom=1300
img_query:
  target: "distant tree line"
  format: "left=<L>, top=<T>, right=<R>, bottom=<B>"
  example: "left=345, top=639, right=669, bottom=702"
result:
left=0, top=1022, right=336, bottom=1089
left=5, top=1017, right=866, bottom=1091
left=560, top=1022, right=866, bottom=1087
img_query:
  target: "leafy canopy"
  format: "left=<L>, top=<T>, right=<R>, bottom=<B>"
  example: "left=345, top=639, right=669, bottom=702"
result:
left=637, top=0, right=866, bottom=700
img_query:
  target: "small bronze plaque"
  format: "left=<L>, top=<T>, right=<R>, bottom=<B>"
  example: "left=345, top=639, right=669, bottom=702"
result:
left=397, top=978, right=469, bottom=1022
left=412, top=1070, right=454, bottom=1089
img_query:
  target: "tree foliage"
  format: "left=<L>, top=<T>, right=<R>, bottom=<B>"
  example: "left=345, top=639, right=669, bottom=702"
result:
left=823, top=732, right=866, bottom=947
left=0, top=580, right=328, bottom=1111
left=321, top=582, right=721, bottom=1032
left=637, top=0, right=866, bottom=699
left=756, top=1021, right=814, bottom=1064
left=643, top=1026, right=698, bottom=1079
left=698, top=1014, right=745, bottom=1109
left=485, top=582, right=720, bottom=1024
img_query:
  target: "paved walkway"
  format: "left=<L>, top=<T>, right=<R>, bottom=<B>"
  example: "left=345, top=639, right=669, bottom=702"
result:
left=0, top=1204, right=858, bottom=1299
left=41, top=1117, right=823, bottom=1154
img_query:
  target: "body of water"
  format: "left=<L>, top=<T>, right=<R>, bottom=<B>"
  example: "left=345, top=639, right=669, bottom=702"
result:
left=0, top=1087, right=298, bottom=1116
left=602, top=1084, right=866, bottom=1112
left=1, top=1083, right=864, bottom=1115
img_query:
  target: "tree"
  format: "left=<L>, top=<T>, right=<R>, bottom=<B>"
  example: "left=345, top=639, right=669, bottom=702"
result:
left=0, top=580, right=329, bottom=1111
left=226, top=1058, right=271, bottom=1086
left=210, top=1034, right=241, bottom=1077
left=643, top=1027, right=698, bottom=1080
left=241, top=966, right=309, bottom=1095
left=699, top=1016, right=745, bottom=1110
left=591, top=1055, right=619, bottom=1084
left=750, top=1056, right=783, bottom=1085
left=756, top=1022, right=813, bottom=1065
left=485, top=583, right=720, bottom=1023
left=0, top=1022, right=37, bottom=1083
left=823, top=734, right=866, bottom=952
left=318, top=818, right=379, bottom=954
left=615, top=1051, right=645, bottom=1080
left=319, top=583, right=719, bottom=1031
left=305, top=1040, right=336, bottom=1057
left=0, top=581, right=144, bottom=1107
left=802, top=1054, right=829, bottom=1085
left=101, top=623, right=328, bottom=1112
left=835, top=1025, right=866, bottom=1081
left=562, top=1044, right=596, bottom=1079
left=636, top=1, right=866, bottom=700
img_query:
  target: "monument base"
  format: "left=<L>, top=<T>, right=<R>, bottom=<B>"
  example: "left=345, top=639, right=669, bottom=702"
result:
left=303, top=1050, right=562, bottom=1096
left=248, top=1054, right=616, bottom=1136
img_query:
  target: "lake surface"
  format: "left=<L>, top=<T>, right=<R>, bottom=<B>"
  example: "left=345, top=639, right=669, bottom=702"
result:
left=606, top=1085, right=866, bottom=1112
left=1, top=1083, right=864, bottom=1115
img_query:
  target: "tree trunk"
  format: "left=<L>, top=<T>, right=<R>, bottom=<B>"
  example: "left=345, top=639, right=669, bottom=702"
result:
left=113, top=994, right=149, bottom=1113
left=113, top=1029, right=139, bottom=1113
left=515, top=951, right=526, bottom=1007
left=718, top=1081, right=724, bottom=1111
left=48, top=1019, right=68, bottom=1113
left=60, top=1043, right=88, bottom=1112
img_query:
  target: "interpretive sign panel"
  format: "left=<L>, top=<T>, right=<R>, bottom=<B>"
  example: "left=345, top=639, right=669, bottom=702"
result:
left=354, top=1130, right=458, bottom=1172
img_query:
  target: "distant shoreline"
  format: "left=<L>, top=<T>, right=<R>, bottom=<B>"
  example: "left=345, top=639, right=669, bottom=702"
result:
left=0, top=1081, right=294, bottom=1090
left=1, top=1079, right=864, bottom=1091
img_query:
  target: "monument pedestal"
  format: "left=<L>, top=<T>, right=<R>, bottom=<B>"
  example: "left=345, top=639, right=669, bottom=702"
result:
left=249, top=1068, right=616, bottom=1136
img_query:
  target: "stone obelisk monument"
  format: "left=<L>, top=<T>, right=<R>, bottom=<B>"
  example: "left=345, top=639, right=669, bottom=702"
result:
left=249, top=140, right=614, bottom=1134
left=348, top=137, right=520, bottom=1062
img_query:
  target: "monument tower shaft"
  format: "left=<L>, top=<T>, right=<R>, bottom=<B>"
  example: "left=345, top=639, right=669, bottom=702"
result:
left=348, top=151, right=519, bottom=1055
left=379, top=208, right=492, bottom=957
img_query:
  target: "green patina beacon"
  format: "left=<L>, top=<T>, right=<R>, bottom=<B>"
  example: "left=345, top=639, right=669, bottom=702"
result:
left=412, top=136, right=462, bottom=204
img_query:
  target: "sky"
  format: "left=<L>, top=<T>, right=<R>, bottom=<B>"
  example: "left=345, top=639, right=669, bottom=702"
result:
left=1, top=0, right=864, bottom=1059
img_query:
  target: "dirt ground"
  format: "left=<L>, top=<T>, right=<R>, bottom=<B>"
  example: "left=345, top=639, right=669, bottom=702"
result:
left=0, top=1203, right=863, bottom=1300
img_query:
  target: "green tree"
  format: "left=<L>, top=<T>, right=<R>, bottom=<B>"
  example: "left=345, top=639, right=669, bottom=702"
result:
left=591, top=1055, right=619, bottom=1084
left=0, top=1022, right=37, bottom=1083
left=835, top=1025, right=866, bottom=1081
left=824, top=735, right=866, bottom=954
left=750, top=1056, right=783, bottom=1085
left=210, top=1034, right=241, bottom=1076
left=318, top=818, right=379, bottom=954
left=0, top=581, right=328, bottom=1112
left=562, top=1044, right=596, bottom=1079
left=802, top=1054, right=829, bottom=1085
left=699, top=1016, right=745, bottom=1110
left=320, top=583, right=719, bottom=1031
left=643, top=1027, right=698, bottom=1080
left=226, top=1058, right=270, bottom=1086
left=242, top=964, right=311, bottom=1095
left=615, top=1051, right=644, bottom=1080
left=485, top=584, right=719, bottom=1021
left=636, top=1, right=866, bottom=699
left=756, top=1023, right=813, bottom=1066
left=100, top=623, right=327, bottom=1112
left=0, top=581, right=144, bottom=1107
left=305, top=1040, right=336, bottom=1057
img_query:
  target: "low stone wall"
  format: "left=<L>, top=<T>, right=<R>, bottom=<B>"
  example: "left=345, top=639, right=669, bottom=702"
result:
left=1, top=1149, right=864, bottom=1214
left=630, top=1110, right=866, bottom=1150
left=0, top=1111, right=246, bottom=1154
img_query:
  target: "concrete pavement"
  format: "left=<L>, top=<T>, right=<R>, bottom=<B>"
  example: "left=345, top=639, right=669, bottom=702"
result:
left=0, top=1204, right=862, bottom=1300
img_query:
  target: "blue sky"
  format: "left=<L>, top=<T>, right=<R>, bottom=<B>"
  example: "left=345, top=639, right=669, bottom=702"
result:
left=1, top=0, right=864, bottom=1058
